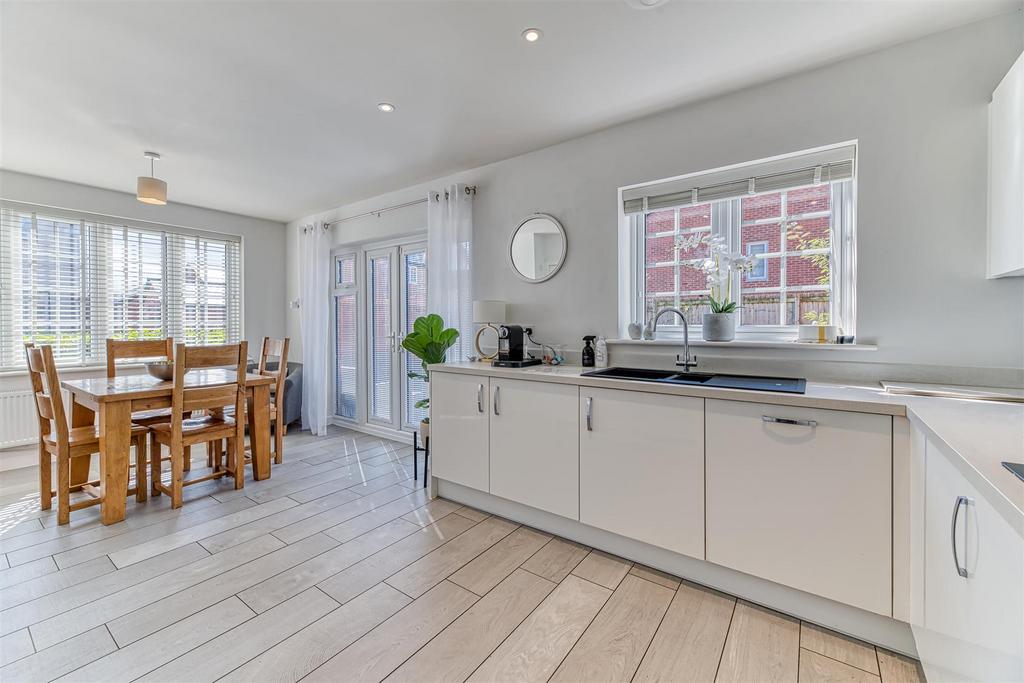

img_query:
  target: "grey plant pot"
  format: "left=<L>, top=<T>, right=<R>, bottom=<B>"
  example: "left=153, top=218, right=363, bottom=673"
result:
left=702, top=312, right=736, bottom=342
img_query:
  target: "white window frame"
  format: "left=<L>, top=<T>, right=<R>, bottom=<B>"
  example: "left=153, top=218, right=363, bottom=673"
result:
left=625, top=179, right=856, bottom=341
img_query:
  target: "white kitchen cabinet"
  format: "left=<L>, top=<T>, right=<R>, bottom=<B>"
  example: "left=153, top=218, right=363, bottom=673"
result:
left=988, top=52, right=1024, bottom=278
left=579, top=387, right=704, bottom=559
left=914, top=436, right=1024, bottom=683
left=705, top=399, right=892, bottom=616
left=489, top=378, right=579, bottom=519
left=430, top=372, right=490, bottom=492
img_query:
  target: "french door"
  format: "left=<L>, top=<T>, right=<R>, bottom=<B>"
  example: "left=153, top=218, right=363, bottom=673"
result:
left=333, top=238, right=427, bottom=435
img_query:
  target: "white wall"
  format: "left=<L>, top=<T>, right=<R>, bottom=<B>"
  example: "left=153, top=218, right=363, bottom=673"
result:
left=0, top=170, right=287, bottom=387
left=288, top=14, right=1024, bottom=380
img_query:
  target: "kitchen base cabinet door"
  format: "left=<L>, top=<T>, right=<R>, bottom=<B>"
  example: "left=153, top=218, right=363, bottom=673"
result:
left=580, top=387, right=704, bottom=559
left=705, top=399, right=892, bottom=616
left=489, top=378, right=579, bottom=519
left=917, top=437, right=1024, bottom=683
left=430, top=372, right=489, bottom=492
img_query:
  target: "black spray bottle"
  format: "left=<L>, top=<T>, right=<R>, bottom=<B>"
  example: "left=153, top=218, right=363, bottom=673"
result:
left=581, top=336, right=596, bottom=367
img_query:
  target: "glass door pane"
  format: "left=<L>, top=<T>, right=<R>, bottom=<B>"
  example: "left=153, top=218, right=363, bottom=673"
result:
left=334, top=292, right=358, bottom=419
left=402, top=246, right=428, bottom=427
left=368, top=251, right=393, bottom=423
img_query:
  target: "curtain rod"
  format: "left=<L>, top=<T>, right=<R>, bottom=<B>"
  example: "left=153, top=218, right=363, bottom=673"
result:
left=324, top=185, right=477, bottom=227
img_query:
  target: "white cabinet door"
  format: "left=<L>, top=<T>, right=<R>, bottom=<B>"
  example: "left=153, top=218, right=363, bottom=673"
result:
left=705, top=399, right=892, bottom=616
left=580, top=387, right=704, bottom=559
left=430, top=372, right=489, bottom=492
left=489, top=379, right=579, bottom=519
left=916, top=437, right=1024, bottom=683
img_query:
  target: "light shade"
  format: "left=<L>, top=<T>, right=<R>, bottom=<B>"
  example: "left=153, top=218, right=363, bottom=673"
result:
left=137, top=176, right=167, bottom=205
left=473, top=300, right=507, bottom=324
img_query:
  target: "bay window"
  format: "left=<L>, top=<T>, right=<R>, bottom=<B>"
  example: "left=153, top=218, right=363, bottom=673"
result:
left=624, top=143, right=856, bottom=338
left=0, top=202, right=242, bottom=370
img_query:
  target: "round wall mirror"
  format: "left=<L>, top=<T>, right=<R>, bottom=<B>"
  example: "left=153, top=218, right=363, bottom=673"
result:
left=509, top=214, right=567, bottom=283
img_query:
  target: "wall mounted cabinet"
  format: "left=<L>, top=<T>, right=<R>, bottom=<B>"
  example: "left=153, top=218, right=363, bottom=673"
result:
left=988, top=52, right=1024, bottom=278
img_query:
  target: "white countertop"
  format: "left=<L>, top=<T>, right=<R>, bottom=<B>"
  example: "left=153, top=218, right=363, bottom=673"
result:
left=432, top=362, right=1024, bottom=523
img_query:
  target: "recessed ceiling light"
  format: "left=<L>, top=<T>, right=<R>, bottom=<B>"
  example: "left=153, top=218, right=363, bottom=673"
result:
left=521, top=28, right=542, bottom=43
left=377, top=102, right=395, bottom=113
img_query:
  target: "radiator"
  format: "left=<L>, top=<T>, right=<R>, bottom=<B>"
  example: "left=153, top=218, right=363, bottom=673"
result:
left=0, top=390, right=38, bottom=449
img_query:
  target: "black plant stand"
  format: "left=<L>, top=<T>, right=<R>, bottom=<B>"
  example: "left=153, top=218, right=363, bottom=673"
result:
left=413, top=429, right=430, bottom=488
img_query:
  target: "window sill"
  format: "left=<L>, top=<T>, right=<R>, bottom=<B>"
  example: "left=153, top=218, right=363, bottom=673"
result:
left=608, top=338, right=877, bottom=351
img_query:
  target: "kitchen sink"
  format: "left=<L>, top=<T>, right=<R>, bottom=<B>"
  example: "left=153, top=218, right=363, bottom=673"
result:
left=581, top=367, right=806, bottom=394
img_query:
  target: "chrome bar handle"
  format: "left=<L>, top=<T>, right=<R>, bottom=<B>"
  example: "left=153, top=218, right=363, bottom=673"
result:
left=585, top=397, right=593, bottom=431
left=493, top=386, right=500, bottom=416
left=476, top=384, right=483, bottom=413
left=951, top=495, right=969, bottom=578
left=762, top=415, right=817, bottom=428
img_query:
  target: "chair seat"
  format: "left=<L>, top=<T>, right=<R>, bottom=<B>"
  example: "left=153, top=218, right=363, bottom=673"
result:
left=44, top=423, right=148, bottom=448
left=150, top=414, right=237, bottom=442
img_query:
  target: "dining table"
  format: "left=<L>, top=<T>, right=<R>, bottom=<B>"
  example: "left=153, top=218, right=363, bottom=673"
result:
left=61, top=369, right=275, bottom=525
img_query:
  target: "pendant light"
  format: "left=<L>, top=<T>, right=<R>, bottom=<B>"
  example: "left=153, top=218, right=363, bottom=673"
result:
left=136, top=151, right=167, bottom=205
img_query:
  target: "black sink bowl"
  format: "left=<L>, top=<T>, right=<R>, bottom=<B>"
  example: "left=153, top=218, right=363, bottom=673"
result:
left=580, top=367, right=679, bottom=381
left=580, top=367, right=806, bottom=394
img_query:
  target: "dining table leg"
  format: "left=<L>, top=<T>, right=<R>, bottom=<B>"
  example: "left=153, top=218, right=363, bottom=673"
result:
left=248, top=384, right=271, bottom=480
left=99, top=398, right=132, bottom=525
left=69, top=400, right=96, bottom=487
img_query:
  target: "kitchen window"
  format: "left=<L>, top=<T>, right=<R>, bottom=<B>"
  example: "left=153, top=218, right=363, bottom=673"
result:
left=0, top=202, right=242, bottom=370
left=623, top=143, right=856, bottom=337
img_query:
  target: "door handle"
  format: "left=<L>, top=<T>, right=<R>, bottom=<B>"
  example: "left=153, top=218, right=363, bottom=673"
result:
left=386, top=332, right=397, bottom=353
left=493, top=386, right=500, bottom=416
left=951, top=495, right=970, bottom=578
left=477, top=384, right=483, bottom=413
left=585, top=396, right=593, bottom=431
left=762, top=415, right=817, bottom=428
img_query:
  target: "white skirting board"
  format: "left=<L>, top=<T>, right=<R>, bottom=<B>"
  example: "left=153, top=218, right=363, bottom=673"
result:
left=437, top=478, right=918, bottom=658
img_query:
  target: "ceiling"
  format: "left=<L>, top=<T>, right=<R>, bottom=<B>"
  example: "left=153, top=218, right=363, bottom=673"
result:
left=1, top=1, right=1018, bottom=222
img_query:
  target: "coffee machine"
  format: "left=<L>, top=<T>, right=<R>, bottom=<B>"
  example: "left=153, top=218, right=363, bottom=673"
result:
left=492, top=324, right=541, bottom=368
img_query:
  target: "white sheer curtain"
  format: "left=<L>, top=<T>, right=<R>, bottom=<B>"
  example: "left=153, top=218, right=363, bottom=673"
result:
left=427, top=185, right=474, bottom=361
left=299, top=221, right=330, bottom=435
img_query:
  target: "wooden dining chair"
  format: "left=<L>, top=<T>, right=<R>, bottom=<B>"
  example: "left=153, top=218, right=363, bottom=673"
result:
left=150, top=342, right=248, bottom=508
left=257, top=336, right=290, bottom=464
left=25, top=344, right=148, bottom=524
left=106, top=337, right=194, bottom=471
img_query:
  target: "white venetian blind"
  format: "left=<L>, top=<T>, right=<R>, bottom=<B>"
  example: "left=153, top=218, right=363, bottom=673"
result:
left=0, top=202, right=242, bottom=369
left=623, top=144, right=856, bottom=215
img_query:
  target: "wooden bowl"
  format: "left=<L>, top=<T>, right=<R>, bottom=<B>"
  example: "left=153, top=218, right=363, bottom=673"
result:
left=145, top=362, right=175, bottom=381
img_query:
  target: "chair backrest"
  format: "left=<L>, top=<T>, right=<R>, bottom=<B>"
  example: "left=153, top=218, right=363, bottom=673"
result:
left=106, top=338, right=174, bottom=378
left=257, top=337, right=290, bottom=401
left=24, top=344, right=69, bottom=449
left=170, top=342, right=248, bottom=435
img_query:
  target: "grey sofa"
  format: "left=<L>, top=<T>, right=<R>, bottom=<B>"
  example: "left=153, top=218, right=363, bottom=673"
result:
left=247, top=361, right=302, bottom=428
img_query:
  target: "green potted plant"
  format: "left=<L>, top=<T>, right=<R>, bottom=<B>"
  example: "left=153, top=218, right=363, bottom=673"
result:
left=703, top=294, right=739, bottom=342
left=401, top=313, right=460, bottom=439
left=692, top=235, right=754, bottom=342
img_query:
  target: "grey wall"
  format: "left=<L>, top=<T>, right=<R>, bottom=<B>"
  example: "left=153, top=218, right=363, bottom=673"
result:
left=288, top=14, right=1023, bottom=379
left=0, top=169, right=288, bottom=356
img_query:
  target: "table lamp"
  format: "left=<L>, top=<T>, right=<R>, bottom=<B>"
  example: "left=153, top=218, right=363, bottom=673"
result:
left=472, top=300, right=507, bottom=360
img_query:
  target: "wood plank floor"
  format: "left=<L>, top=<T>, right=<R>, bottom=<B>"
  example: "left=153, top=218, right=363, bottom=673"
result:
left=0, top=427, right=927, bottom=683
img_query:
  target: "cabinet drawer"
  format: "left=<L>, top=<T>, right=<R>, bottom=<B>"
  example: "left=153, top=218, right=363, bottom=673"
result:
left=430, top=372, right=489, bottom=492
left=706, top=399, right=892, bottom=615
